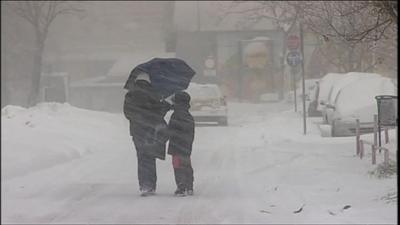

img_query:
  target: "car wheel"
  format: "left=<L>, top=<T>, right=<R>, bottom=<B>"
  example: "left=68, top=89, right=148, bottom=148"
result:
left=218, top=117, right=228, bottom=126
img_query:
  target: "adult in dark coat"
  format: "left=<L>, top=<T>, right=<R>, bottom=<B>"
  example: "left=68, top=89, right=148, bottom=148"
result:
left=123, top=77, right=170, bottom=195
left=167, top=91, right=195, bottom=196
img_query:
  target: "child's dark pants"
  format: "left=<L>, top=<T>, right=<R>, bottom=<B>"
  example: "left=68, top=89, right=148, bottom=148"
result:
left=172, top=155, right=193, bottom=190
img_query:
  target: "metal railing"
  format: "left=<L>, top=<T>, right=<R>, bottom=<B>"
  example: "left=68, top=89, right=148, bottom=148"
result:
left=355, top=115, right=395, bottom=166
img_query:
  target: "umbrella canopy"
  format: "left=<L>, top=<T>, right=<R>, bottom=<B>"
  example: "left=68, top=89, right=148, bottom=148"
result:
left=124, top=58, right=196, bottom=98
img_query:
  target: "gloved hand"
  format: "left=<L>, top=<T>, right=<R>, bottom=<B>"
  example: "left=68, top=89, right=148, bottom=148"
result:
left=162, top=94, right=175, bottom=106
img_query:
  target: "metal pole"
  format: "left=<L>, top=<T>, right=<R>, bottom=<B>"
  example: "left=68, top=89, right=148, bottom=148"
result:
left=395, top=118, right=399, bottom=159
left=377, top=100, right=382, bottom=147
left=384, top=127, right=389, bottom=144
left=378, top=121, right=382, bottom=147
left=196, top=1, right=200, bottom=31
left=384, top=148, right=389, bottom=166
left=373, top=114, right=378, bottom=146
left=356, top=119, right=360, bottom=155
left=372, top=145, right=376, bottom=164
left=299, top=21, right=307, bottom=134
left=238, top=41, right=243, bottom=102
left=292, top=67, right=297, bottom=112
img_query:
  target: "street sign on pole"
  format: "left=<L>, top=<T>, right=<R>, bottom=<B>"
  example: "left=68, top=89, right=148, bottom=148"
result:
left=299, top=22, right=307, bottom=135
left=287, top=35, right=300, bottom=50
left=286, top=51, right=302, bottom=67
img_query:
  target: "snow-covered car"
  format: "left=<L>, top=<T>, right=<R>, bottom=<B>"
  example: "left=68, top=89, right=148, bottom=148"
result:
left=327, top=76, right=396, bottom=137
left=286, top=79, right=322, bottom=117
left=186, top=83, right=228, bottom=126
left=307, top=80, right=322, bottom=117
left=316, top=73, right=346, bottom=116
left=322, top=72, right=382, bottom=124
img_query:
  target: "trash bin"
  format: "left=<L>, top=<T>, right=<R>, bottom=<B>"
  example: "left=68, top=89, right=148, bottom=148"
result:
left=375, top=95, right=397, bottom=146
left=375, top=95, right=398, bottom=126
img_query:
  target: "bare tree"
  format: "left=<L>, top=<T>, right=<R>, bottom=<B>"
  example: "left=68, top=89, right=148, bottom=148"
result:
left=295, top=1, right=397, bottom=43
left=313, top=38, right=379, bottom=73
left=218, top=1, right=397, bottom=74
left=6, top=1, right=84, bottom=106
left=293, top=1, right=396, bottom=73
left=373, top=1, right=397, bottom=21
left=217, top=2, right=301, bottom=56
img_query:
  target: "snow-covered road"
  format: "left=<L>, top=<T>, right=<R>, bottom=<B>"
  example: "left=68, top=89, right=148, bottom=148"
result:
left=1, top=102, right=397, bottom=224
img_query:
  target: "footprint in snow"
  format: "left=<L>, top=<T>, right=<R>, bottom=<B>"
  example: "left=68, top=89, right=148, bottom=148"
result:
left=293, top=204, right=305, bottom=214
left=328, top=205, right=351, bottom=216
left=260, top=210, right=271, bottom=214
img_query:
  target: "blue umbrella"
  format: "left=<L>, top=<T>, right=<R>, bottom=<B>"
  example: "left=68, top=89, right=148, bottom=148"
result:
left=124, top=58, right=196, bottom=98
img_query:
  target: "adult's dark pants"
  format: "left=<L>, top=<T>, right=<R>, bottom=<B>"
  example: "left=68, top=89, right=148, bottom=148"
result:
left=136, top=151, right=157, bottom=191
left=132, top=137, right=157, bottom=191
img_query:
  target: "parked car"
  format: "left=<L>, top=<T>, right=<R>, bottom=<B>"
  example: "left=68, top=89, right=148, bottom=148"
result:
left=322, top=72, right=382, bottom=124
left=307, top=80, right=322, bottom=117
left=186, top=83, right=228, bottom=126
left=327, top=76, right=396, bottom=136
left=316, top=73, right=346, bottom=113
left=286, top=79, right=323, bottom=117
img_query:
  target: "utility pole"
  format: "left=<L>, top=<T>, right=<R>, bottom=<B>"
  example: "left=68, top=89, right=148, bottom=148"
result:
left=291, top=67, right=297, bottom=112
left=300, top=21, right=307, bottom=135
left=196, top=1, right=201, bottom=31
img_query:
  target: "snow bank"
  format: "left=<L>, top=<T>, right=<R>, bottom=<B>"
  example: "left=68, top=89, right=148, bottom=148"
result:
left=1, top=103, right=127, bottom=179
left=2, top=105, right=27, bottom=118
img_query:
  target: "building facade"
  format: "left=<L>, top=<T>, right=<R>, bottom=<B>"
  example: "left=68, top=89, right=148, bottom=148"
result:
left=173, top=1, right=285, bottom=102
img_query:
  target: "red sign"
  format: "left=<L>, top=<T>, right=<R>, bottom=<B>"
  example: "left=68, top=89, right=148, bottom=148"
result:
left=287, top=35, right=300, bottom=50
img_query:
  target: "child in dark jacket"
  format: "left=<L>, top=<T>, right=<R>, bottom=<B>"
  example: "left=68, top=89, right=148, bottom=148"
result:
left=168, top=91, right=195, bottom=196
